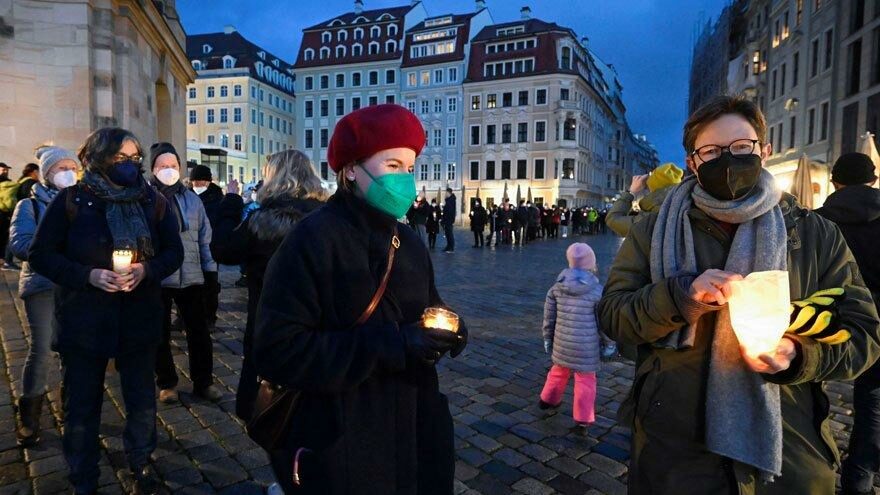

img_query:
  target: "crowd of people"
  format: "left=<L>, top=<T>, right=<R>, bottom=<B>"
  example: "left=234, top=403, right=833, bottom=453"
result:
left=0, top=94, right=879, bottom=495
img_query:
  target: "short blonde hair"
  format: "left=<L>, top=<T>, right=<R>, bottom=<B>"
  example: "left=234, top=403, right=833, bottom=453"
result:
left=257, top=149, right=328, bottom=203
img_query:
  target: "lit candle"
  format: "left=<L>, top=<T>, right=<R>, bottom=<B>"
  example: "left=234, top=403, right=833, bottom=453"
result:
left=728, top=270, right=790, bottom=358
left=422, top=307, right=460, bottom=333
left=112, top=250, right=133, bottom=274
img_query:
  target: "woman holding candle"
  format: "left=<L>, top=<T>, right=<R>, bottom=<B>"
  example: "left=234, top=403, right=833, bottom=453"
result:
left=253, top=104, right=467, bottom=494
left=149, top=142, right=222, bottom=405
left=28, top=128, right=183, bottom=495
left=598, top=95, right=880, bottom=494
left=210, top=149, right=327, bottom=421
left=9, top=144, right=79, bottom=447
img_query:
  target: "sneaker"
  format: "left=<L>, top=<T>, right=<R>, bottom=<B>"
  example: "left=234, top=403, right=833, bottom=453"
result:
left=194, top=384, right=223, bottom=403
left=158, top=389, right=178, bottom=404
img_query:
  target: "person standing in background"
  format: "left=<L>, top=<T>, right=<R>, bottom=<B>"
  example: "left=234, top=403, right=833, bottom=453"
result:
left=189, top=164, right=223, bottom=330
left=442, top=187, right=456, bottom=253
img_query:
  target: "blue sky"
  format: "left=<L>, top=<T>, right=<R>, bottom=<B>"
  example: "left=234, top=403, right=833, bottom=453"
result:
left=176, top=0, right=729, bottom=165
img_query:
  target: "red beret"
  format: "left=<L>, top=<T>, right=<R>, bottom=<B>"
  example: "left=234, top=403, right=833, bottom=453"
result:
left=328, top=104, right=426, bottom=172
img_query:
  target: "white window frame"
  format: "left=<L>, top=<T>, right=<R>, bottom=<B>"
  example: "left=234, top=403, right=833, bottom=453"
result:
left=448, top=67, right=458, bottom=82
left=535, top=87, right=548, bottom=105
left=368, top=41, right=380, bottom=55
left=188, top=110, right=196, bottom=124
left=370, top=26, right=381, bottom=38
left=407, top=72, right=417, bottom=87
left=447, top=128, right=456, bottom=146
left=336, top=45, right=346, bottom=57
left=388, top=24, right=398, bottom=37
left=535, top=120, right=547, bottom=142
left=352, top=43, right=363, bottom=56
left=448, top=97, right=457, bottom=113
left=469, top=160, right=480, bottom=181
left=322, top=31, right=331, bottom=43
left=338, top=30, right=348, bottom=41
left=320, top=47, right=330, bottom=59
left=469, top=125, right=480, bottom=146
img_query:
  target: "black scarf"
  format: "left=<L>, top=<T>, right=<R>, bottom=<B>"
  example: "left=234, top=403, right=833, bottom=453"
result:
left=82, top=170, right=154, bottom=259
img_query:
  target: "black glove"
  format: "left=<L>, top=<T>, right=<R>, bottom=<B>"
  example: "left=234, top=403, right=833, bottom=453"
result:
left=400, top=323, right=460, bottom=366
left=450, top=318, right=468, bottom=358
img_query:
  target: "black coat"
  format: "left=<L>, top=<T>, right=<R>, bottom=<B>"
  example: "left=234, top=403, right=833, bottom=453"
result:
left=28, top=185, right=183, bottom=357
left=470, top=206, right=487, bottom=232
left=197, top=182, right=224, bottom=228
left=253, top=191, right=455, bottom=494
left=16, top=177, right=37, bottom=202
left=816, top=184, right=880, bottom=299
left=442, top=194, right=456, bottom=225
left=426, top=204, right=441, bottom=234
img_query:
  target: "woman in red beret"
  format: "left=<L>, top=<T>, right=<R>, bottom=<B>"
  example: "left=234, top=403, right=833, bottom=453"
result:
left=253, top=104, right=468, bottom=494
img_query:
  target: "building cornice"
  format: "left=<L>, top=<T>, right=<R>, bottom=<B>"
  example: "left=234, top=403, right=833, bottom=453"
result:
left=117, top=0, right=196, bottom=85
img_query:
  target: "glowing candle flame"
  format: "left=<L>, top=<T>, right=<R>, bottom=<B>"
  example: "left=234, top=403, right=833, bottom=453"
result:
left=422, top=307, right=460, bottom=333
left=728, top=270, right=790, bottom=358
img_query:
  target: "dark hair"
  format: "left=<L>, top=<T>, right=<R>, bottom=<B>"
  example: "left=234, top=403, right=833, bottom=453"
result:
left=78, top=127, right=143, bottom=172
left=446, top=187, right=453, bottom=193
left=683, top=95, right=767, bottom=154
left=22, top=163, right=39, bottom=176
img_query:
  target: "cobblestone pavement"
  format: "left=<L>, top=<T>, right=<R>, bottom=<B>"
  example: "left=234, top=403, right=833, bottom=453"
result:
left=0, top=228, right=862, bottom=494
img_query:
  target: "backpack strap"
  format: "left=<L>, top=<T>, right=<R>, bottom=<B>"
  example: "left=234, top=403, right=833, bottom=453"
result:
left=30, top=198, right=40, bottom=224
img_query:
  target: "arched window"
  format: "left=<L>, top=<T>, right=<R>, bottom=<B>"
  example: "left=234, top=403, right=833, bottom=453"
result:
left=336, top=45, right=346, bottom=58
left=385, top=40, right=397, bottom=53
left=329, top=19, right=345, bottom=27
left=387, top=24, right=398, bottom=37
left=320, top=47, right=330, bottom=59
left=304, top=48, right=315, bottom=61
left=377, top=13, right=393, bottom=21
left=370, top=26, right=381, bottom=38
left=353, top=16, right=369, bottom=24
left=352, top=43, right=363, bottom=56
left=354, top=27, right=364, bottom=40
left=321, top=31, right=331, bottom=43
left=191, top=60, right=202, bottom=70
left=337, top=30, right=348, bottom=41
left=222, top=55, right=236, bottom=69
left=202, top=44, right=212, bottom=54
left=368, top=41, right=379, bottom=55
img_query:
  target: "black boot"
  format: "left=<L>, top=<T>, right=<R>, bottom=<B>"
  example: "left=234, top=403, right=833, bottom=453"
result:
left=16, top=394, right=44, bottom=447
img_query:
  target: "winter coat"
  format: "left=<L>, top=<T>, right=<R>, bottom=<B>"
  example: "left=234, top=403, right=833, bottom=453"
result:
left=9, top=183, right=56, bottom=298
left=515, top=206, right=530, bottom=228
left=598, top=193, right=880, bottom=494
left=414, top=202, right=430, bottom=225
left=529, top=207, right=540, bottom=227
left=28, top=184, right=184, bottom=357
left=543, top=268, right=603, bottom=372
left=442, top=194, right=456, bottom=225
left=606, top=187, right=673, bottom=237
left=470, top=206, right=487, bottom=232
left=197, top=182, right=224, bottom=228
left=160, top=187, right=215, bottom=289
left=426, top=204, right=441, bottom=234
left=498, top=207, right=513, bottom=230
left=16, top=177, right=37, bottom=203
left=253, top=190, right=455, bottom=494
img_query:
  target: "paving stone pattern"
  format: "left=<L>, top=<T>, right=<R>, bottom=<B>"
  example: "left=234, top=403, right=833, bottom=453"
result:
left=0, top=229, right=864, bottom=494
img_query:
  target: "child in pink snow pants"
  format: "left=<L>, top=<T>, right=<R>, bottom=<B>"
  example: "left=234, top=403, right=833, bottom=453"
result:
left=539, top=243, right=603, bottom=430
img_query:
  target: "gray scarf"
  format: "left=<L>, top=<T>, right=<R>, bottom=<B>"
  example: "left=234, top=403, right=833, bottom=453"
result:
left=650, top=169, right=787, bottom=479
left=82, top=171, right=154, bottom=259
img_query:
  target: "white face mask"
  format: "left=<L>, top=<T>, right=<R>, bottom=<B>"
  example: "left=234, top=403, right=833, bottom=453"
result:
left=193, top=186, right=208, bottom=195
left=155, top=168, right=180, bottom=186
left=51, top=170, right=77, bottom=190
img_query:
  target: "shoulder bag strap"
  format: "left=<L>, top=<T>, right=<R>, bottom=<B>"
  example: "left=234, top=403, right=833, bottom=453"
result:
left=354, top=225, right=400, bottom=327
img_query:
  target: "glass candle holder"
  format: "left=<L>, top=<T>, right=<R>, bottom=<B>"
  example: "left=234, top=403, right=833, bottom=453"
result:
left=422, top=307, right=460, bottom=333
left=728, top=270, right=791, bottom=358
left=112, top=250, right=133, bottom=274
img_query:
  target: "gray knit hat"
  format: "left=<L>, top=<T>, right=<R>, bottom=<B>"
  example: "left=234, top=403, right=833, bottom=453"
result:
left=35, top=145, right=79, bottom=184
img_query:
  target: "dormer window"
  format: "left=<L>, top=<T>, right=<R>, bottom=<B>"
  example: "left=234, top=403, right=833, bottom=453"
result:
left=320, top=47, right=330, bottom=59
left=257, top=51, right=266, bottom=60
left=353, top=16, right=369, bottom=24
left=336, top=45, right=346, bottom=57
left=338, top=30, right=348, bottom=42
left=385, top=40, right=397, bottom=53
left=222, top=55, right=236, bottom=69
left=368, top=41, right=379, bottom=55
left=272, top=59, right=280, bottom=67
left=328, top=18, right=346, bottom=27
left=354, top=28, right=364, bottom=40
left=304, top=48, right=315, bottom=61
left=191, top=60, right=202, bottom=70
left=377, top=13, right=394, bottom=21
left=352, top=43, right=363, bottom=56
left=370, top=26, right=381, bottom=38
left=387, top=24, right=398, bottom=37
left=202, top=44, right=212, bottom=54
left=322, top=31, right=331, bottom=43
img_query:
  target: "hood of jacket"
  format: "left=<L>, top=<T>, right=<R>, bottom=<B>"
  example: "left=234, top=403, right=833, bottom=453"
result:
left=555, top=268, right=599, bottom=296
left=816, top=185, right=880, bottom=224
left=247, top=197, right=324, bottom=242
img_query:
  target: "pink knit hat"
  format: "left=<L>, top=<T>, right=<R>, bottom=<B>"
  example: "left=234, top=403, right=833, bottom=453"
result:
left=566, top=243, right=596, bottom=271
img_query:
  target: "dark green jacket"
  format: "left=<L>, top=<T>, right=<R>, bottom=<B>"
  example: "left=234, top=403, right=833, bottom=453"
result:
left=606, top=187, right=672, bottom=237
left=598, top=194, right=880, bottom=495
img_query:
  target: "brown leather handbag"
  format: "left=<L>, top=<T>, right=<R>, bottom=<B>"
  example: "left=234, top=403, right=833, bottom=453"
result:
left=246, top=227, right=400, bottom=452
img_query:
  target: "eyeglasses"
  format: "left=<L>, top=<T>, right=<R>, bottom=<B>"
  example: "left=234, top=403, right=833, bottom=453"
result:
left=690, top=139, right=760, bottom=164
left=112, top=153, right=143, bottom=164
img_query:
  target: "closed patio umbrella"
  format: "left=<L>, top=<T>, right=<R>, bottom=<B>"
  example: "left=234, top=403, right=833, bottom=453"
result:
left=790, top=153, right=814, bottom=209
left=860, top=132, right=880, bottom=189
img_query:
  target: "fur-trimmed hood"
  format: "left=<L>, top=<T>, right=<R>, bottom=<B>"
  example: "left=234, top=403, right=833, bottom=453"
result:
left=247, top=197, right=324, bottom=242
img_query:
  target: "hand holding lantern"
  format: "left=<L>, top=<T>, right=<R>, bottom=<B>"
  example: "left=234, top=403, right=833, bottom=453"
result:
left=728, top=270, right=791, bottom=359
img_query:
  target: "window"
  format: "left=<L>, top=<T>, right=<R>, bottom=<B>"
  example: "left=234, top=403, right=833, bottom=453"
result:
left=433, top=163, right=441, bottom=180
left=470, top=125, right=480, bottom=146
left=320, top=47, right=330, bottom=59
left=251, top=135, right=257, bottom=152
left=501, top=160, right=511, bottom=180
left=486, top=125, right=496, bottom=144
left=501, top=124, right=511, bottom=144
left=421, top=100, right=429, bottom=114
left=207, top=109, right=215, bottom=123
left=371, top=26, right=380, bottom=38
left=518, top=90, right=529, bottom=106
left=487, top=94, right=497, bottom=109
left=221, top=134, right=229, bottom=148
left=852, top=0, right=866, bottom=33
left=388, top=24, right=398, bottom=37
left=385, top=95, right=395, bottom=104
left=188, top=87, right=196, bottom=99
left=259, top=89, right=265, bottom=101
left=234, top=107, right=242, bottom=122
left=471, top=95, right=481, bottom=110
left=811, top=38, right=820, bottom=77
left=268, top=115, right=273, bottom=129
left=352, top=97, right=361, bottom=111
left=305, top=76, right=314, bottom=90
left=386, top=69, right=396, bottom=84
left=407, top=100, right=416, bottom=113
left=352, top=72, right=362, bottom=86
left=534, top=159, right=545, bottom=180
left=322, top=31, right=331, bottom=43
left=560, top=88, right=570, bottom=101
left=188, top=110, right=196, bottom=124
left=338, top=30, right=348, bottom=42
left=825, top=29, right=834, bottom=70
left=320, top=99, right=329, bottom=117
left=419, top=163, right=429, bottom=181
left=434, top=69, right=444, bottom=84
left=336, top=98, right=345, bottom=116
left=873, top=26, right=880, bottom=85
left=562, top=159, right=575, bottom=180
left=448, top=67, right=458, bottom=82
left=320, top=75, right=329, bottom=89
left=780, top=63, right=787, bottom=95
left=207, top=135, right=215, bottom=144
left=219, top=108, right=228, bottom=123
left=219, top=85, right=228, bottom=97
left=304, top=48, right=315, bottom=61
left=433, top=129, right=442, bottom=147
left=260, top=138, right=264, bottom=154
left=470, top=161, right=479, bottom=180
left=336, top=74, right=345, bottom=88
left=820, top=102, right=829, bottom=140
left=234, top=134, right=242, bottom=151
left=789, top=116, right=796, bottom=150
left=192, top=60, right=202, bottom=70
left=517, top=123, right=528, bottom=143
left=502, top=92, right=512, bottom=107
left=485, top=161, right=496, bottom=180
left=796, top=0, right=804, bottom=25
left=447, top=128, right=456, bottom=146
left=772, top=69, right=778, bottom=99
left=251, top=108, right=257, bottom=123
left=305, top=100, right=314, bottom=118
left=320, top=129, right=329, bottom=148
left=561, top=46, right=572, bottom=69
left=808, top=107, right=816, bottom=144
left=535, top=121, right=546, bottom=142
left=368, top=42, right=379, bottom=55
left=207, top=86, right=215, bottom=98
left=407, top=72, right=417, bottom=87
left=447, top=163, right=456, bottom=181
left=792, top=52, right=800, bottom=87
left=448, top=97, right=457, bottom=113
left=434, top=98, right=442, bottom=113
left=513, top=160, right=525, bottom=180
left=483, top=58, right=535, bottom=77
left=353, top=44, right=363, bottom=56
left=536, top=88, right=547, bottom=105
left=355, top=27, right=364, bottom=40
left=563, top=118, right=576, bottom=141
left=369, top=71, right=378, bottom=85
left=847, top=39, right=862, bottom=96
